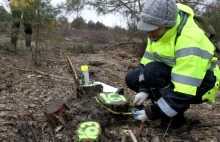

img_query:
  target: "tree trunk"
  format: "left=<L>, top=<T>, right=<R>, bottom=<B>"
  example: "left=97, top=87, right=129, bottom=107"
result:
left=44, top=99, right=70, bottom=129
left=32, top=1, right=40, bottom=65
left=77, top=84, right=103, bottom=98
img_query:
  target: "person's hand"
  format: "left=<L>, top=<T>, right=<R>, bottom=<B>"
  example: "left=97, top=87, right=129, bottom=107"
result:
left=134, top=110, right=148, bottom=121
left=133, top=92, right=149, bottom=106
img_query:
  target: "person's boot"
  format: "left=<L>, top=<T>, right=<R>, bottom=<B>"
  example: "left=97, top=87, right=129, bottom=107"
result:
left=160, top=113, right=187, bottom=129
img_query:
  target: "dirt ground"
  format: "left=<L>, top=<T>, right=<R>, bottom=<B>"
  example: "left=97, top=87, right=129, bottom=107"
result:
left=1, top=36, right=220, bottom=142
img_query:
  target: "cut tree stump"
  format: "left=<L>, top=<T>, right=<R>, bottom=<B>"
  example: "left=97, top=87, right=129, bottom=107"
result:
left=96, top=92, right=129, bottom=115
left=77, top=84, right=103, bottom=98
left=44, top=99, right=70, bottom=129
left=76, top=121, right=101, bottom=142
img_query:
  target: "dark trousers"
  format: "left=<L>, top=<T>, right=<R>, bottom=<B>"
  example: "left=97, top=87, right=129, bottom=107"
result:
left=11, top=8, right=34, bottom=47
left=125, top=62, right=216, bottom=113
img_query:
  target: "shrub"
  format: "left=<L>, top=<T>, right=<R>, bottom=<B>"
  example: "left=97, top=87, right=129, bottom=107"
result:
left=71, top=17, right=87, bottom=29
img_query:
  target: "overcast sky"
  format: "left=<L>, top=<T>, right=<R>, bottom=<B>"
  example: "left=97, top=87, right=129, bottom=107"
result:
left=0, top=0, right=126, bottom=28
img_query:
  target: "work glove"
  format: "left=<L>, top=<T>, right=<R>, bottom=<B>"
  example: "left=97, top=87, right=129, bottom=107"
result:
left=133, top=92, right=149, bottom=106
left=134, top=110, right=148, bottom=121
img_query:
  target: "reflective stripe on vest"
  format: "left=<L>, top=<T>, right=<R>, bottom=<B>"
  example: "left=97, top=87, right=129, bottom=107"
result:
left=143, top=51, right=176, bottom=65
left=171, top=73, right=202, bottom=87
left=139, top=74, right=145, bottom=82
left=143, top=51, right=154, bottom=60
left=153, top=52, right=176, bottom=65
left=157, top=97, right=178, bottom=117
left=172, top=63, right=216, bottom=87
left=209, top=62, right=217, bottom=70
left=143, top=49, right=216, bottom=71
left=176, top=47, right=213, bottom=60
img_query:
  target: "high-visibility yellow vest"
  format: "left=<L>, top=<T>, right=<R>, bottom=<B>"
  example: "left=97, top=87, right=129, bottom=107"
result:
left=10, top=0, right=35, bottom=10
left=140, top=3, right=220, bottom=102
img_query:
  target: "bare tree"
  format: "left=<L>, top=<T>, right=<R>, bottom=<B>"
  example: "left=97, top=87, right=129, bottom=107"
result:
left=203, top=0, right=220, bottom=39
left=88, top=0, right=144, bottom=29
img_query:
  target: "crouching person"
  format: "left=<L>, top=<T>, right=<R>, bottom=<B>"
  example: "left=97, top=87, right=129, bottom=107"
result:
left=125, top=0, right=220, bottom=129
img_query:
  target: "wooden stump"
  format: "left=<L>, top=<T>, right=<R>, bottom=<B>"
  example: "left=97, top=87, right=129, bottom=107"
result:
left=96, top=92, right=129, bottom=115
left=44, top=99, right=70, bottom=129
left=77, top=84, right=103, bottom=98
left=76, top=121, right=101, bottom=142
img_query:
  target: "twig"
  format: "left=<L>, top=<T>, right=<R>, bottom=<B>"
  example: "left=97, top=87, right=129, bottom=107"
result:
left=41, top=127, right=44, bottom=141
left=17, top=125, right=29, bottom=142
left=138, top=121, right=144, bottom=136
left=66, top=56, right=80, bottom=87
left=127, top=130, right=137, bottom=142
left=121, top=133, right=127, bottom=142
left=186, top=1, right=216, bottom=8
left=163, top=118, right=173, bottom=138
left=30, top=124, right=37, bottom=140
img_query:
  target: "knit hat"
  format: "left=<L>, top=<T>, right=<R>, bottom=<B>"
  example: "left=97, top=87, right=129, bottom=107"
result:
left=137, top=0, right=178, bottom=32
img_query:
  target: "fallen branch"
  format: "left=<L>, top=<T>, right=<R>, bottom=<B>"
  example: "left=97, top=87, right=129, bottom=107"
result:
left=2, top=64, right=73, bottom=81
left=104, top=42, right=141, bottom=49
left=193, top=123, right=220, bottom=127
left=66, top=56, right=80, bottom=87
left=0, top=109, right=17, bottom=111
